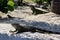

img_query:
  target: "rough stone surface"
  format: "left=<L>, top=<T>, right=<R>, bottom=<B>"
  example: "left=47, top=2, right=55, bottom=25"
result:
left=0, top=24, right=60, bottom=40
left=1, top=8, right=60, bottom=33
left=0, top=6, right=60, bottom=40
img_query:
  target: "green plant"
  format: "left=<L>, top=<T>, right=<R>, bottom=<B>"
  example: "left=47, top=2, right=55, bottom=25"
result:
left=32, top=0, right=51, bottom=8
left=33, top=0, right=51, bottom=4
left=33, top=0, right=41, bottom=3
left=0, top=0, right=14, bottom=13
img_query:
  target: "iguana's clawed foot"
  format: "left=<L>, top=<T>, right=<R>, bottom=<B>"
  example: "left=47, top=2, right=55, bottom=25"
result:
left=9, top=30, right=18, bottom=34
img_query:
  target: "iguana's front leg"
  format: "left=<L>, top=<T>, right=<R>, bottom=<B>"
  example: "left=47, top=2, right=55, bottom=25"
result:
left=9, top=29, right=18, bottom=34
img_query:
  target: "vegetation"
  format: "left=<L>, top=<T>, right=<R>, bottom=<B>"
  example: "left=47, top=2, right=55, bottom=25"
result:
left=29, top=0, right=51, bottom=15
left=18, top=0, right=23, bottom=5
left=0, top=0, right=14, bottom=13
left=33, top=0, right=51, bottom=9
left=0, top=0, right=51, bottom=15
left=33, top=0, right=51, bottom=5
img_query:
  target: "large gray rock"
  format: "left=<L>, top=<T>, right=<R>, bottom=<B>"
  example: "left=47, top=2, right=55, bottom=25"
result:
left=0, top=24, right=60, bottom=40
left=0, top=6, right=60, bottom=33
left=0, top=16, right=60, bottom=33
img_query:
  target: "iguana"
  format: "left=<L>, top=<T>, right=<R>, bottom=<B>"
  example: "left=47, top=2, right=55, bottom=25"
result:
left=10, top=23, right=60, bottom=34
left=10, top=23, right=39, bottom=33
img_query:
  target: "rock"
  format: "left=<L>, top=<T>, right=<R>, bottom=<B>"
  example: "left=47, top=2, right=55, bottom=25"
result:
left=0, top=12, right=8, bottom=19
left=0, top=6, right=60, bottom=34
